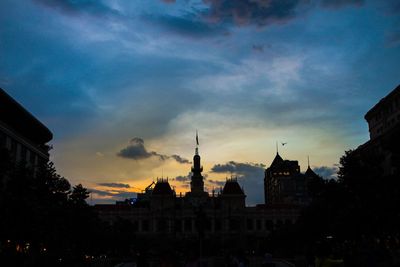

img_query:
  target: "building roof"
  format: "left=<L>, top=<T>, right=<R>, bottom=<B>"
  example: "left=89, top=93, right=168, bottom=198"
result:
left=222, top=179, right=244, bottom=195
left=304, top=166, right=319, bottom=178
left=270, top=153, right=284, bottom=167
left=364, top=84, right=400, bottom=121
left=152, top=179, right=174, bottom=195
left=0, top=88, right=52, bottom=144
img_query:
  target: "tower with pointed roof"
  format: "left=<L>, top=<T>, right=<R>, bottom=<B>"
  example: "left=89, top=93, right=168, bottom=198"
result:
left=187, top=132, right=208, bottom=203
left=264, top=150, right=315, bottom=205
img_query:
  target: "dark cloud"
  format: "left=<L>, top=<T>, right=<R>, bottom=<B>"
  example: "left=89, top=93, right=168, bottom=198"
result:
left=211, top=161, right=265, bottom=205
left=117, top=137, right=162, bottom=160
left=171, top=154, right=191, bottom=164
left=320, top=0, right=364, bottom=9
left=143, top=14, right=226, bottom=38
left=117, top=138, right=190, bottom=164
left=313, top=166, right=338, bottom=179
left=202, top=0, right=302, bottom=27
left=157, top=0, right=367, bottom=30
left=34, top=0, right=117, bottom=16
left=97, top=182, right=131, bottom=188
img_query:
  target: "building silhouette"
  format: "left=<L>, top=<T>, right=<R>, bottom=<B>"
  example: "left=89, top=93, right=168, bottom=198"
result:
left=0, top=88, right=52, bottom=166
left=356, top=84, right=400, bottom=176
left=264, top=152, right=319, bottom=206
left=365, top=85, right=400, bottom=140
left=95, top=138, right=318, bottom=238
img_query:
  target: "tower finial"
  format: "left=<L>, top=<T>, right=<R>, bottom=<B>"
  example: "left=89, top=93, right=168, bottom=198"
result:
left=307, top=155, right=310, bottom=168
left=195, top=130, right=199, bottom=155
left=276, top=141, right=279, bottom=155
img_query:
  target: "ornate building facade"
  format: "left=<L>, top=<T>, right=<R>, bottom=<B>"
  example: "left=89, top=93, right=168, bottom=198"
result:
left=95, top=139, right=318, bottom=238
left=264, top=152, right=319, bottom=206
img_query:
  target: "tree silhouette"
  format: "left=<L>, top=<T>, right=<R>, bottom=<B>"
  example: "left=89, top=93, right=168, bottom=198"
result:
left=0, top=149, right=105, bottom=266
left=69, top=184, right=90, bottom=206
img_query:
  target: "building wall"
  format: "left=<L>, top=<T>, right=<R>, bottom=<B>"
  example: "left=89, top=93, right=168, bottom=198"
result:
left=0, top=89, right=52, bottom=166
left=95, top=199, right=299, bottom=237
left=359, top=85, right=400, bottom=176
left=365, top=85, right=400, bottom=140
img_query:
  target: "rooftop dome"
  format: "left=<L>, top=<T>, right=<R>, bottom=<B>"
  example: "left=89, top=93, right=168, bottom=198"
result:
left=222, top=179, right=244, bottom=195
left=152, top=179, right=173, bottom=196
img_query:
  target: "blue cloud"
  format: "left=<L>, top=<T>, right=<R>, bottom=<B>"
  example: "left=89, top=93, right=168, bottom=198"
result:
left=211, top=161, right=265, bottom=205
left=313, top=166, right=338, bottom=179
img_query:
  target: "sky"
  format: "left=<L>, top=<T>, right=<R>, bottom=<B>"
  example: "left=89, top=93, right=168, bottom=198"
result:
left=1, top=0, right=399, bottom=205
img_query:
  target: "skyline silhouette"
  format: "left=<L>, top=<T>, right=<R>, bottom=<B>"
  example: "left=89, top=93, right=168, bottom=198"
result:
left=1, top=0, right=399, bottom=205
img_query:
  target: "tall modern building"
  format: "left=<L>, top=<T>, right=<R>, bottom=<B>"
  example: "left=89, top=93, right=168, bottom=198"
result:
left=0, top=88, right=52, bottom=166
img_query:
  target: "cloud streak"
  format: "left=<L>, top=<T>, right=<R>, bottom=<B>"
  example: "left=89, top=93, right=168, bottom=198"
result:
left=97, top=182, right=131, bottom=188
left=89, top=188, right=136, bottom=200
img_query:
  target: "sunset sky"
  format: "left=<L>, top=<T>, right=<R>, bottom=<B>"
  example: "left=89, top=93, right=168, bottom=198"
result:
left=1, top=0, right=399, bottom=204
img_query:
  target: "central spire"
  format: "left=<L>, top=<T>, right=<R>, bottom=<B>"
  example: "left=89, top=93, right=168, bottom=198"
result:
left=190, top=131, right=204, bottom=194
left=195, top=130, right=199, bottom=155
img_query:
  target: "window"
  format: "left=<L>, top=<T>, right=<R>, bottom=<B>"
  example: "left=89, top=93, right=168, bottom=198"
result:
left=265, top=220, right=273, bottom=231
left=247, top=218, right=253, bottom=231
left=157, top=219, right=167, bottom=232
left=10, top=140, right=17, bottom=160
left=141, top=220, right=149, bottom=232
left=174, top=219, right=182, bottom=232
left=214, top=219, right=222, bottom=232
left=20, top=146, right=27, bottom=162
left=256, top=219, right=262, bottom=230
left=184, top=218, right=192, bottom=232
left=0, top=132, right=6, bottom=148
left=29, top=151, right=36, bottom=165
left=132, top=221, right=139, bottom=232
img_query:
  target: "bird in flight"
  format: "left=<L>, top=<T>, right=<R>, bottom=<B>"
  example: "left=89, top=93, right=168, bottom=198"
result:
left=281, top=142, right=287, bottom=146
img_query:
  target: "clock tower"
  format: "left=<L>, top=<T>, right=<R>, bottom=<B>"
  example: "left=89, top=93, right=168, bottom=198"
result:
left=190, top=132, right=205, bottom=194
